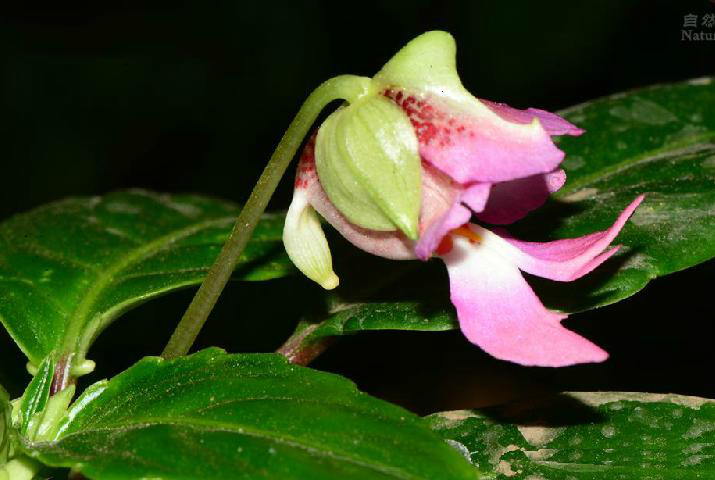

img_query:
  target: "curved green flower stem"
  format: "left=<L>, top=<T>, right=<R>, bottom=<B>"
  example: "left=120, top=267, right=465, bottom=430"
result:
left=162, top=75, right=371, bottom=359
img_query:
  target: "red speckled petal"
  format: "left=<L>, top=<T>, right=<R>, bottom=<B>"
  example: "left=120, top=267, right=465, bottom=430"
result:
left=384, top=89, right=566, bottom=184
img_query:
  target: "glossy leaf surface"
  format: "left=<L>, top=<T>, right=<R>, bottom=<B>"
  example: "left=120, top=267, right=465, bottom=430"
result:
left=528, top=77, right=715, bottom=311
left=303, top=301, right=456, bottom=344
left=17, top=357, right=54, bottom=437
left=30, top=349, right=474, bottom=480
left=0, top=190, right=291, bottom=366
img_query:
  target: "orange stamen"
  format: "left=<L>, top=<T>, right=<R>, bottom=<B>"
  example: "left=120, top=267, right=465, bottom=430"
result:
left=451, top=225, right=481, bottom=244
left=433, top=224, right=481, bottom=257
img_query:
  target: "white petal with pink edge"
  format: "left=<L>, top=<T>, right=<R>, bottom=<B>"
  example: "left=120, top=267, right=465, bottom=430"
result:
left=490, top=195, right=645, bottom=281
left=441, top=233, right=608, bottom=367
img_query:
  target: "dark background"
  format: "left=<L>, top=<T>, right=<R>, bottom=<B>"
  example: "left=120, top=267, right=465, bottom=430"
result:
left=0, top=1, right=713, bottom=411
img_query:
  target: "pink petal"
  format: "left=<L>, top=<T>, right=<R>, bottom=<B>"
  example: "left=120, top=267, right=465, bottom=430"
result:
left=415, top=202, right=471, bottom=261
left=383, top=89, right=567, bottom=184
left=482, top=99, right=585, bottom=136
left=414, top=182, right=491, bottom=260
left=477, top=170, right=566, bottom=225
left=461, top=183, right=491, bottom=213
left=441, top=233, right=608, bottom=367
left=498, top=195, right=644, bottom=281
left=309, top=183, right=417, bottom=260
left=418, top=162, right=464, bottom=231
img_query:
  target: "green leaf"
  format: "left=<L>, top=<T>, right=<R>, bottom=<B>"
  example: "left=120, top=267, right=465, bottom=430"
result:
left=302, top=301, right=456, bottom=347
left=28, top=349, right=474, bottom=480
left=0, top=385, right=10, bottom=464
left=428, top=392, right=715, bottom=479
left=279, top=298, right=457, bottom=363
left=0, top=190, right=291, bottom=367
left=522, top=77, right=715, bottom=311
left=17, top=357, right=54, bottom=437
left=278, top=258, right=457, bottom=354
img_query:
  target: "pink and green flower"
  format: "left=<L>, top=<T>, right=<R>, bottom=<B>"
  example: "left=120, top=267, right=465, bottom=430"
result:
left=283, top=31, right=643, bottom=367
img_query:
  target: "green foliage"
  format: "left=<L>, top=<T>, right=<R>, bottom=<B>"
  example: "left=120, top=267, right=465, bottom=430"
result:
left=0, top=385, right=9, bottom=464
left=16, top=358, right=53, bottom=438
left=28, top=349, right=474, bottom=480
left=428, top=392, right=715, bottom=479
left=0, top=76, right=712, bottom=479
left=302, top=301, right=456, bottom=347
left=0, top=191, right=291, bottom=367
left=529, top=77, right=715, bottom=311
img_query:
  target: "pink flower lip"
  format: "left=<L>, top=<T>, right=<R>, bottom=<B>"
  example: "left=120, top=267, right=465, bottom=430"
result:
left=440, top=196, right=643, bottom=367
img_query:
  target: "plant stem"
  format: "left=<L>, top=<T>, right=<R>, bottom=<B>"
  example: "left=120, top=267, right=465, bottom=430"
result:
left=162, top=75, right=370, bottom=359
left=276, top=323, right=334, bottom=366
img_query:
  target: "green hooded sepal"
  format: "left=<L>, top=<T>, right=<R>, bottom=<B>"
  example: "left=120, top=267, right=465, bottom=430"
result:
left=315, top=95, right=421, bottom=239
left=372, top=31, right=502, bottom=126
left=373, top=31, right=472, bottom=106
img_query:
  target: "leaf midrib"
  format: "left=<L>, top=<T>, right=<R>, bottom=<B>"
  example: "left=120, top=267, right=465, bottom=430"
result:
left=60, top=216, right=235, bottom=359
